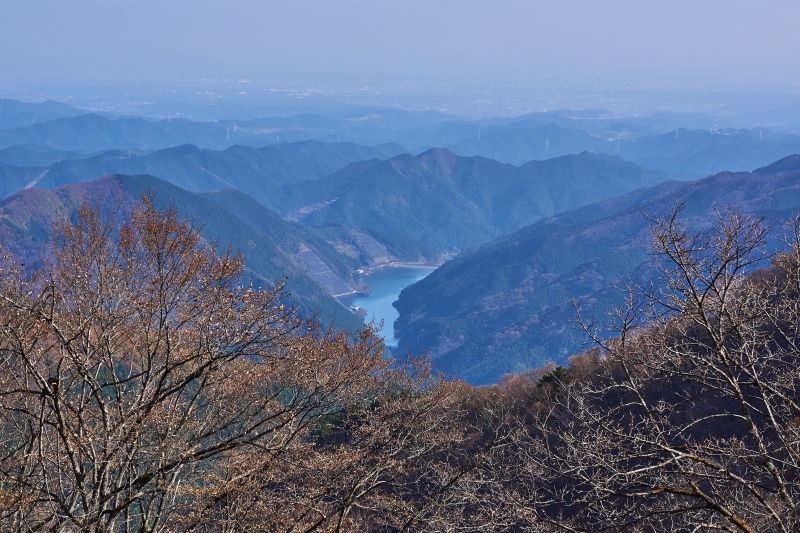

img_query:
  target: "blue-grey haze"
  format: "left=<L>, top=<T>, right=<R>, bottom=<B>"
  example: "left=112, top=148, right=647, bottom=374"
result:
left=2, top=1, right=799, bottom=87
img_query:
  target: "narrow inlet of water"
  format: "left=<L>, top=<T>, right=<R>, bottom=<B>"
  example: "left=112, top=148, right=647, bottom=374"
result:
left=341, top=267, right=433, bottom=347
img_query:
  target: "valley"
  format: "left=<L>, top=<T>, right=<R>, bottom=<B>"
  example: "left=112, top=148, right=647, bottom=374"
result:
left=8, top=5, right=800, bottom=530
left=394, top=155, right=800, bottom=383
left=340, top=267, right=434, bottom=346
left=2, top=97, right=800, bottom=386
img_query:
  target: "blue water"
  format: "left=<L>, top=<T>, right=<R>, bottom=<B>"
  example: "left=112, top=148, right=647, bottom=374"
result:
left=342, top=267, right=433, bottom=346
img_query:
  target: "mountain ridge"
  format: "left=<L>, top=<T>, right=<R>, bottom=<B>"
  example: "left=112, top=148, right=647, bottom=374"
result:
left=393, top=155, right=800, bottom=384
left=0, top=174, right=364, bottom=331
left=284, top=148, right=691, bottom=261
left=0, top=140, right=408, bottom=206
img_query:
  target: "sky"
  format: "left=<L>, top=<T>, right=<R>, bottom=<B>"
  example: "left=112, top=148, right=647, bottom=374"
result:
left=2, top=0, right=800, bottom=88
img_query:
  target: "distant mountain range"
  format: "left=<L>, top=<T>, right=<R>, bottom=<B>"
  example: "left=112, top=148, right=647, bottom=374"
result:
left=3, top=98, right=800, bottom=177
left=617, top=127, right=800, bottom=175
left=394, top=154, right=800, bottom=385
left=392, top=109, right=762, bottom=152
left=0, top=140, right=407, bottom=202
left=0, top=174, right=364, bottom=332
left=0, top=113, right=353, bottom=153
left=0, top=140, right=702, bottom=358
left=0, top=98, right=96, bottom=129
left=7, top=98, right=800, bottom=383
left=447, top=123, right=607, bottom=166
left=446, top=122, right=800, bottom=175
left=0, top=100, right=448, bottom=152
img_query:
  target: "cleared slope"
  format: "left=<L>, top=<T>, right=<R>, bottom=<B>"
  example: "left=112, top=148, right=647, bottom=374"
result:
left=0, top=162, right=48, bottom=197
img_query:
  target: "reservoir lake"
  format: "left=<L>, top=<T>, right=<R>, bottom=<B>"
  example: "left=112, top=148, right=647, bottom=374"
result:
left=341, top=267, right=433, bottom=347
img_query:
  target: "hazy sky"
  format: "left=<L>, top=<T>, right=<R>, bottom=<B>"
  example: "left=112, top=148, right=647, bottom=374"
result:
left=2, top=1, right=800, bottom=86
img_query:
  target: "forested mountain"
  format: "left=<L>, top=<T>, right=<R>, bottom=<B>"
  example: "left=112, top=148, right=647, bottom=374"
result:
left=6, top=98, right=799, bottom=385
left=0, top=98, right=92, bottom=128
left=0, top=140, right=406, bottom=203
left=3, top=98, right=798, bottom=178
left=0, top=113, right=351, bottom=152
left=394, top=154, right=800, bottom=384
left=0, top=161, right=47, bottom=197
left=753, top=153, right=800, bottom=175
left=0, top=144, right=689, bottom=265
left=283, top=149, right=687, bottom=261
left=0, top=105, right=442, bottom=152
left=0, top=174, right=363, bottom=331
left=197, top=188, right=361, bottom=285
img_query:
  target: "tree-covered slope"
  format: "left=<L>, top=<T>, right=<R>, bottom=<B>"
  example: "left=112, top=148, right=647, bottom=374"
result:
left=0, top=144, right=90, bottom=166
left=0, top=161, right=47, bottom=197
left=0, top=141, right=407, bottom=208
left=0, top=175, right=363, bottom=331
left=285, top=149, right=687, bottom=261
left=394, top=155, right=800, bottom=385
left=197, top=188, right=360, bottom=283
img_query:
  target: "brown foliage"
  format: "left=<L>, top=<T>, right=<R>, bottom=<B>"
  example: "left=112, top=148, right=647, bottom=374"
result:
left=10, top=195, right=800, bottom=533
left=0, top=199, right=472, bottom=533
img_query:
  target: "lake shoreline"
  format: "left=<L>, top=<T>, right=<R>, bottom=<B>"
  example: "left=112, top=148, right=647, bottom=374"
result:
left=337, top=266, right=434, bottom=346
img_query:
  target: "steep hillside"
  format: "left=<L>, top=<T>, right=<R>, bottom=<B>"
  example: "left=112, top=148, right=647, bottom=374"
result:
left=0, top=162, right=47, bottom=197
left=394, top=155, right=800, bottom=384
left=197, top=188, right=361, bottom=284
left=0, top=175, right=363, bottom=331
left=284, top=149, right=687, bottom=261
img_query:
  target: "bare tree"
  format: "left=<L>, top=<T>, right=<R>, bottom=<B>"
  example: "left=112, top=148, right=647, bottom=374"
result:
left=0, top=199, right=390, bottom=532
left=18, top=193, right=800, bottom=533
left=183, top=363, right=481, bottom=533
left=508, top=204, right=800, bottom=532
